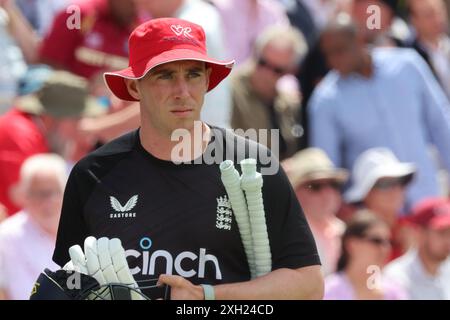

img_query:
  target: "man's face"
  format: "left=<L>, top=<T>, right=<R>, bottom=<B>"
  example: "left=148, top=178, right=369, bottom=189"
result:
left=132, top=60, right=211, bottom=136
left=109, top=0, right=138, bottom=27
left=295, top=179, right=342, bottom=220
left=410, top=0, right=448, bottom=39
left=423, top=227, right=450, bottom=262
left=321, top=32, right=360, bottom=75
left=23, top=171, right=64, bottom=223
left=253, top=43, right=296, bottom=92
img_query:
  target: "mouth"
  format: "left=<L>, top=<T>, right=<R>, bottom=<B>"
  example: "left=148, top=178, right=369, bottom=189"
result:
left=171, top=109, right=194, bottom=117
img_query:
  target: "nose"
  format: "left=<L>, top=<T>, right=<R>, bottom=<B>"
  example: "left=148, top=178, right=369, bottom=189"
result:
left=173, top=77, right=190, bottom=99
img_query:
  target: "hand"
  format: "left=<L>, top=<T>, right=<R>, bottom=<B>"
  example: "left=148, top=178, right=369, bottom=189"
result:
left=157, top=274, right=205, bottom=300
left=64, top=236, right=143, bottom=300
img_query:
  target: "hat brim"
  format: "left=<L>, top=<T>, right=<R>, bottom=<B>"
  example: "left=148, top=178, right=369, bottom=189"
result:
left=345, top=163, right=416, bottom=203
left=16, top=94, right=105, bottom=118
left=294, top=169, right=349, bottom=188
left=104, top=48, right=234, bottom=101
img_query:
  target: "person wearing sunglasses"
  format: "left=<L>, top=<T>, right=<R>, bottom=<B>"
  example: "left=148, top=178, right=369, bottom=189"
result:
left=230, top=25, right=308, bottom=160
left=344, top=148, right=417, bottom=260
left=283, top=148, right=348, bottom=275
left=324, top=210, right=408, bottom=300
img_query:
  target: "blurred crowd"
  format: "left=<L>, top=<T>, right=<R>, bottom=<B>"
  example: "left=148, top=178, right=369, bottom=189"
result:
left=0, top=0, right=449, bottom=300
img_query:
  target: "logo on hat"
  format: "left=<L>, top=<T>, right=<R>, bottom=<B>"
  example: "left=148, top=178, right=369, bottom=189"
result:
left=170, top=25, right=193, bottom=38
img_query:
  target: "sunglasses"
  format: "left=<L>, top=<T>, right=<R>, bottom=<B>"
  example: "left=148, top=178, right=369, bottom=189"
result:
left=257, top=58, right=290, bottom=75
left=361, top=236, right=392, bottom=247
left=304, top=181, right=342, bottom=193
left=373, top=177, right=408, bottom=190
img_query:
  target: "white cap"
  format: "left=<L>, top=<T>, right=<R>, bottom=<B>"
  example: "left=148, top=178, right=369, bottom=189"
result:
left=345, top=148, right=416, bottom=203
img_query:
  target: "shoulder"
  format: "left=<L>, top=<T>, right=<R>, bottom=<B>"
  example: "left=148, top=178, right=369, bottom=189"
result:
left=0, top=211, right=28, bottom=241
left=384, top=250, right=416, bottom=283
left=373, top=47, right=424, bottom=68
left=324, top=272, right=352, bottom=300
left=309, top=71, right=341, bottom=105
left=71, top=130, right=137, bottom=176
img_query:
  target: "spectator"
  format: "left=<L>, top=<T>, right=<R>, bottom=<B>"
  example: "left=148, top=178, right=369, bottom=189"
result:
left=0, top=70, right=104, bottom=216
left=0, top=6, right=27, bottom=114
left=0, top=154, right=66, bottom=300
left=309, top=17, right=450, bottom=209
left=211, top=0, right=290, bottom=65
left=230, top=25, right=306, bottom=160
left=15, top=0, right=68, bottom=36
left=344, top=148, right=417, bottom=260
left=283, top=148, right=348, bottom=275
left=407, top=0, right=450, bottom=98
left=384, top=197, right=450, bottom=299
left=39, top=0, right=140, bottom=79
left=325, top=210, right=408, bottom=299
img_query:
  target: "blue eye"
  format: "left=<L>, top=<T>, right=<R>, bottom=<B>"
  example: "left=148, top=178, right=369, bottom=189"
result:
left=188, top=71, right=201, bottom=78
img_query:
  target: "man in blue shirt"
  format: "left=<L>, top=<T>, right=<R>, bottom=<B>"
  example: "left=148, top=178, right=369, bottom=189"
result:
left=308, top=16, right=450, bottom=209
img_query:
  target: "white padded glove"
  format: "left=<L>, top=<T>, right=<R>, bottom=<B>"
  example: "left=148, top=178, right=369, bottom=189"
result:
left=63, top=236, right=143, bottom=300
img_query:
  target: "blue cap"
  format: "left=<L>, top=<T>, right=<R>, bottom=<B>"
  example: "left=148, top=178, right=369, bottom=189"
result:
left=17, top=64, right=53, bottom=96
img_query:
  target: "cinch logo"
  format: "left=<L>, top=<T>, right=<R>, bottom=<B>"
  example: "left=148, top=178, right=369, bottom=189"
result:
left=125, top=237, right=223, bottom=280
left=109, top=195, right=138, bottom=219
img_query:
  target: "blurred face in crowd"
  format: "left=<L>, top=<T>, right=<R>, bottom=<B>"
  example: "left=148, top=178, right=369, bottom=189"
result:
left=421, top=226, right=450, bottom=262
left=296, top=178, right=342, bottom=221
left=21, top=171, right=64, bottom=236
left=109, top=0, right=139, bottom=27
left=320, top=30, right=363, bottom=76
left=347, top=222, right=392, bottom=268
left=409, top=0, right=448, bottom=41
left=137, top=0, right=182, bottom=18
left=125, top=60, right=211, bottom=137
left=42, top=116, right=80, bottom=158
left=252, top=43, right=297, bottom=98
left=351, top=0, right=394, bottom=39
left=364, top=176, right=408, bottom=227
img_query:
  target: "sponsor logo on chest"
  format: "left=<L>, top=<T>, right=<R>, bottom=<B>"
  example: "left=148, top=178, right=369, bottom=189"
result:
left=109, top=195, right=138, bottom=219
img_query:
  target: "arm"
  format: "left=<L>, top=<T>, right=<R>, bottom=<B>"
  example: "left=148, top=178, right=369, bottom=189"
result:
left=411, top=51, right=450, bottom=173
left=307, top=87, right=343, bottom=167
left=78, top=102, right=140, bottom=143
left=160, top=265, right=324, bottom=300
left=1, top=0, right=40, bottom=64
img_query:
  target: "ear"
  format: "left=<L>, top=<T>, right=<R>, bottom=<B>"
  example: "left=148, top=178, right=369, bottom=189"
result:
left=124, top=78, right=141, bottom=100
left=204, top=67, right=212, bottom=91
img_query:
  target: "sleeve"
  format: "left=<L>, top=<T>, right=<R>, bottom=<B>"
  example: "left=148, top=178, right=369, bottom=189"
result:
left=52, top=164, right=90, bottom=267
left=262, top=157, right=321, bottom=270
left=38, top=7, right=82, bottom=68
left=308, top=88, right=343, bottom=167
left=409, top=50, right=450, bottom=172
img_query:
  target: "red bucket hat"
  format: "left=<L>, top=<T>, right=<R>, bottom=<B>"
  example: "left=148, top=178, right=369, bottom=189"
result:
left=104, top=18, right=234, bottom=101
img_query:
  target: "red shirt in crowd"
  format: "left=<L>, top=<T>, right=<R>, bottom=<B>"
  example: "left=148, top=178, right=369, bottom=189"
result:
left=39, top=0, right=138, bottom=79
left=0, top=109, right=49, bottom=215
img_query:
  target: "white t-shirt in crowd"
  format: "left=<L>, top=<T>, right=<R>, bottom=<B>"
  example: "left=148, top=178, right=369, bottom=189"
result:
left=0, top=211, right=59, bottom=300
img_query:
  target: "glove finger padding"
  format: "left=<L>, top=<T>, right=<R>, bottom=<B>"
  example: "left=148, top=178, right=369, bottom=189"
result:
left=64, top=236, right=144, bottom=300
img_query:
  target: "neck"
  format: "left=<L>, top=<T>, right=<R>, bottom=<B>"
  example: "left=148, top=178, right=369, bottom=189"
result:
left=306, top=212, right=335, bottom=230
left=28, top=213, right=58, bottom=239
left=355, top=51, right=373, bottom=78
left=418, top=246, right=441, bottom=276
left=139, top=121, right=211, bottom=162
left=345, top=262, right=370, bottom=284
left=418, top=34, right=442, bottom=49
left=152, top=0, right=184, bottom=18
